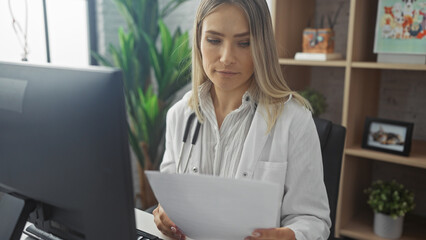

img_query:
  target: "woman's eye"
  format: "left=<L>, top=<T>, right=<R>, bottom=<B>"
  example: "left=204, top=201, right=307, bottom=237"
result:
left=207, top=38, right=220, bottom=44
left=239, top=41, right=250, bottom=47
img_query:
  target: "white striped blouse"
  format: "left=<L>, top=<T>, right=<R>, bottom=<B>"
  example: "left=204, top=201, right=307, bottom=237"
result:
left=197, top=81, right=256, bottom=178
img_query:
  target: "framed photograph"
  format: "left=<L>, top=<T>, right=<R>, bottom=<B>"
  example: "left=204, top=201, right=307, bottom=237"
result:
left=373, top=0, right=426, bottom=55
left=362, top=117, right=414, bottom=156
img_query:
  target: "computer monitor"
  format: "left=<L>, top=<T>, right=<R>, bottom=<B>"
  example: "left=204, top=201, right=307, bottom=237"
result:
left=0, top=61, right=136, bottom=240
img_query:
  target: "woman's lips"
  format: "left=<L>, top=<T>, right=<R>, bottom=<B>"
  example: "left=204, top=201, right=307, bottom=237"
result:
left=216, top=70, right=238, bottom=77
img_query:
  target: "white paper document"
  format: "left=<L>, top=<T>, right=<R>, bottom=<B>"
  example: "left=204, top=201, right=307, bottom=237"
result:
left=145, top=171, right=282, bottom=240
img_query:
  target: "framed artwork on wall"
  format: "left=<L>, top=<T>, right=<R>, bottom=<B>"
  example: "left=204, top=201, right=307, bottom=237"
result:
left=374, top=0, right=426, bottom=63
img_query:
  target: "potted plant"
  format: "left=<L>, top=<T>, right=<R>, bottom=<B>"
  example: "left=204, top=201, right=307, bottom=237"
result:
left=299, top=88, right=327, bottom=118
left=93, top=0, right=191, bottom=209
left=364, top=180, right=415, bottom=239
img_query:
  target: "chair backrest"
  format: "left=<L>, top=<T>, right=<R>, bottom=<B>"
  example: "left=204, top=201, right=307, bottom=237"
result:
left=313, top=118, right=346, bottom=240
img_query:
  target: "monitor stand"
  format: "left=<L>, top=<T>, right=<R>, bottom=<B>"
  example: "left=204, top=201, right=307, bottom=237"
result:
left=0, top=193, right=35, bottom=240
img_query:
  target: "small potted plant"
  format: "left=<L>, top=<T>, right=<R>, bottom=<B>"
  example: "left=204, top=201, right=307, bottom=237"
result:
left=364, top=180, right=415, bottom=239
left=299, top=88, right=327, bottom=118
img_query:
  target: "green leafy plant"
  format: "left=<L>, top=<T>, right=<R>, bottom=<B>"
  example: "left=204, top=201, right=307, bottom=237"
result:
left=364, top=180, right=415, bottom=219
left=92, top=0, right=191, bottom=209
left=299, top=88, right=327, bottom=117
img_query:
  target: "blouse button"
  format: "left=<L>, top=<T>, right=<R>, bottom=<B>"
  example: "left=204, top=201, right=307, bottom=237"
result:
left=242, top=172, right=248, bottom=177
left=192, top=167, right=198, bottom=173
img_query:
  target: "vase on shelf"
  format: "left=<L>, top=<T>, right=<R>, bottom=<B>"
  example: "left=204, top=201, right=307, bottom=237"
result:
left=374, top=212, right=404, bottom=239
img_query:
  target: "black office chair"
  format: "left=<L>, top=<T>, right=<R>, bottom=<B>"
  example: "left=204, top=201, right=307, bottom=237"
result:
left=313, top=118, right=346, bottom=240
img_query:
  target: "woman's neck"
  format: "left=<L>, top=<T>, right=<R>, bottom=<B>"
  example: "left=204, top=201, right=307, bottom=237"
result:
left=210, top=83, right=250, bottom=128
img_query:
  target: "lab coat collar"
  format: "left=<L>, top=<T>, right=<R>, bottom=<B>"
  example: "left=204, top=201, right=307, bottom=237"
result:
left=236, top=105, right=270, bottom=179
left=182, top=104, right=269, bottom=178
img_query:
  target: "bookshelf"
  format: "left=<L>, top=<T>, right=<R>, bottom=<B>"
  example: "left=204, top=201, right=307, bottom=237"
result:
left=271, top=0, right=426, bottom=239
left=278, top=58, right=347, bottom=67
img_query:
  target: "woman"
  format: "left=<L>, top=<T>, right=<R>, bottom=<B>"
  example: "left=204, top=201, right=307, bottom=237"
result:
left=153, top=0, right=331, bottom=239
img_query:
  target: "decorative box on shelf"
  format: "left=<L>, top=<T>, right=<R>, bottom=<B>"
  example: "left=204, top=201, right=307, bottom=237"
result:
left=295, top=28, right=343, bottom=61
left=302, top=28, right=335, bottom=53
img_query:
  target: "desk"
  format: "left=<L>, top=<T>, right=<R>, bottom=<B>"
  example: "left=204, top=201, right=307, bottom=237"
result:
left=135, top=209, right=174, bottom=240
left=20, top=209, right=186, bottom=240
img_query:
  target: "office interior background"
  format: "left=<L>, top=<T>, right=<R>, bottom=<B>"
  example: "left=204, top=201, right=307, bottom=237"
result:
left=1, top=0, right=425, bottom=238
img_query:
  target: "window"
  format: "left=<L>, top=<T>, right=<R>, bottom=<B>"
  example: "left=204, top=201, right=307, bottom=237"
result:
left=0, top=0, right=91, bottom=66
left=0, top=0, right=47, bottom=62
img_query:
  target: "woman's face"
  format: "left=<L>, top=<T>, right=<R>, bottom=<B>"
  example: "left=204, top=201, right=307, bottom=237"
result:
left=200, top=4, right=254, bottom=94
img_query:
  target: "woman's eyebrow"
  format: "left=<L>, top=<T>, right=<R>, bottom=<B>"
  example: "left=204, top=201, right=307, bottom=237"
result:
left=205, top=30, right=250, bottom=37
left=234, top=31, right=250, bottom=37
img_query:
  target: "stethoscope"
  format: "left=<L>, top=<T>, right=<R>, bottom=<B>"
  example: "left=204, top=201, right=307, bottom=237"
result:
left=176, top=112, right=201, bottom=173
left=175, top=101, right=258, bottom=173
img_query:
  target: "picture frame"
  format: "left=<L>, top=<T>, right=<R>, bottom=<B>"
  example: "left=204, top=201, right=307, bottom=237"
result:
left=373, top=0, right=426, bottom=55
left=362, top=117, right=414, bottom=156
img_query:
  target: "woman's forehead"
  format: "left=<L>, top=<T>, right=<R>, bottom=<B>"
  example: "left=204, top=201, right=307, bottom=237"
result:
left=201, top=4, right=249, bottom=35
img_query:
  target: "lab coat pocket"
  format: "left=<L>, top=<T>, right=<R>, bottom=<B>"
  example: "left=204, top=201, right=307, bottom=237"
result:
left=253, top=161, right=287, bottom=186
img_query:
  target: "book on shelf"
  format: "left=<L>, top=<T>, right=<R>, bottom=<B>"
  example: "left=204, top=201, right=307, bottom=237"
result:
left=294, top=52, right=343, bottom=61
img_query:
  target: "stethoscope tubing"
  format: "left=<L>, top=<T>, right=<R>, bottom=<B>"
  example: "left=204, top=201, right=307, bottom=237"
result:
left=175, top=103, right=257, bottom=173
left=176, top=113, right=201, bottom=173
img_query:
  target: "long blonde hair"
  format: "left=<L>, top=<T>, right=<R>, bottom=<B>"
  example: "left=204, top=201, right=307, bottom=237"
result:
left=189, top=0, right=312, bottom=132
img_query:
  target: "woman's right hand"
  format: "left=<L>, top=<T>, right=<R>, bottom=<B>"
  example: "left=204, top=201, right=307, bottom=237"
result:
left=153, top=204, right=186, bottom=240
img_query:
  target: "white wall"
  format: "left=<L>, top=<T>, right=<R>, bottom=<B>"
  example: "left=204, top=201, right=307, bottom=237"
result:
left=97, top=0, right=273, bottom=57
left=160, top=0, right=272, bottom=39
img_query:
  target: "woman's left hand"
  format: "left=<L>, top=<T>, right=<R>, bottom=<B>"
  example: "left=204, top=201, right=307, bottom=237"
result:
left=244, top=227, right=295, bottom=240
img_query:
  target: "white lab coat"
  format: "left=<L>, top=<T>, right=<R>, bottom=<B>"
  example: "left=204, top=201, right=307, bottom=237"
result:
left=160, top=92, right=332, bottom=240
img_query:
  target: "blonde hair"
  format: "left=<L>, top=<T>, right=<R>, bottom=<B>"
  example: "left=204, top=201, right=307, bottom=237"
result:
left=189, top=0, right=312, bottom=132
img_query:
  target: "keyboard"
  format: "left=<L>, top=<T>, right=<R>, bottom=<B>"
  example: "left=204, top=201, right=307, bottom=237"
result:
left=136, top=229, right=163, bottom=240
left=24, top=224, right=162, bottom=240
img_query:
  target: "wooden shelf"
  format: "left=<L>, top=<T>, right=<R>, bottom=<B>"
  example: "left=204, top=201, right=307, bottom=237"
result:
left=352, top=62, right=426, bottom=71
left=272, top=0, right=426, bottom=239
left=278, top=59, right=426, bottom=71
left=345, top=140, right=426, bottom=169
left=278, top=58, right=347, bottom=67
left=340, top=210, right=426, bottom=240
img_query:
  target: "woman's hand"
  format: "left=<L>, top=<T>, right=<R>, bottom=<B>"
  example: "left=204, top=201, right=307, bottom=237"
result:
left=153, top=204, right=186, bottom=240
left=244, top=227, right=295, bottom=240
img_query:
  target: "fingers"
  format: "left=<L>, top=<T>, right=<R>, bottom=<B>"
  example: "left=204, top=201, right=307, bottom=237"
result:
left=244, top=227, right=295, bottom=240
left=153, top=204, right=186, bottom=240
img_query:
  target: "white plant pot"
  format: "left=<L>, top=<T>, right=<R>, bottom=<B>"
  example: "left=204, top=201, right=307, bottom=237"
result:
left=374, top=212, right=404, bottom=239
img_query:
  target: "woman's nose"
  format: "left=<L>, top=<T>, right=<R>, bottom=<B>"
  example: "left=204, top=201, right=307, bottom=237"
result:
left=219, top=44, right=235, bottom=66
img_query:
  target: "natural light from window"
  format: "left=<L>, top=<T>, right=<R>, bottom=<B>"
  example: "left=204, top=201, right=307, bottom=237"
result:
left=0, top=0, right=89, bottom=66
